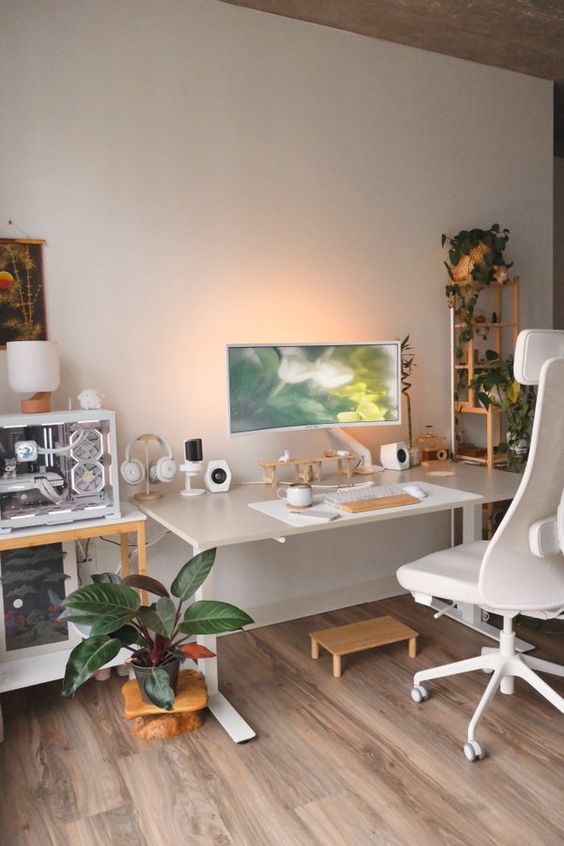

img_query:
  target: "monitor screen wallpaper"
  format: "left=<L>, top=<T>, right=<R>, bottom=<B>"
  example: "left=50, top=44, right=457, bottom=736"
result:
left=227, top=342, right=401, bottom=435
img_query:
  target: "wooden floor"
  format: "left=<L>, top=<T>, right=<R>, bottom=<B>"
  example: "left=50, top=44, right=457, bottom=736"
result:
left=2, top=595, right=564, bottom=846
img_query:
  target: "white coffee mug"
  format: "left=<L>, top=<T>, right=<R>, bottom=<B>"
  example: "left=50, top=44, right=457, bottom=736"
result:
left=277, top=482, right=313, bottom=508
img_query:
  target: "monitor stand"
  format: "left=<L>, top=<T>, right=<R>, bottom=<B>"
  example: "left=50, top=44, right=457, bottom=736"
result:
left=326, top=427, right=381, bottom=474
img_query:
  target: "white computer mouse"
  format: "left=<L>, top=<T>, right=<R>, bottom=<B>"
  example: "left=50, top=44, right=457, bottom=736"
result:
left=402, top=484, right=427, bottom=499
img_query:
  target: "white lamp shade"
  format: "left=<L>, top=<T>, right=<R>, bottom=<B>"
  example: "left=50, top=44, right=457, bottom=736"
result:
left=6, top=341, right=60, bottom=393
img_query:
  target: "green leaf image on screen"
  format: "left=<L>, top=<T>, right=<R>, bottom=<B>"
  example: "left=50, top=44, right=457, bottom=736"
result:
left=227, top=343, right=400, bottom=434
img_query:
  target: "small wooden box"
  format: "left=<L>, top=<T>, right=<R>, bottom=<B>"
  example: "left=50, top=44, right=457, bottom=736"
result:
left=310, top=616, right=419, bottom=677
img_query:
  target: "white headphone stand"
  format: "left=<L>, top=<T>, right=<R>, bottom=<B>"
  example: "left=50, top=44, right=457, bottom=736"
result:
left=180, top=461, right=206, bottom=497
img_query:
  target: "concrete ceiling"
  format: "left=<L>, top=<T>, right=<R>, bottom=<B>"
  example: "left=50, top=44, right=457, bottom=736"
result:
left=220, top=0, right=564, bottom=156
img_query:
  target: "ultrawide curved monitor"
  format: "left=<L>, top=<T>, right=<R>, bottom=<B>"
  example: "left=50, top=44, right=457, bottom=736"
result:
left=227, top=342, right=401, bottom=435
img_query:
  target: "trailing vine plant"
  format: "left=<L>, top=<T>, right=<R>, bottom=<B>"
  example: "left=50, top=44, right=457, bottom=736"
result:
left=443, top=224, right=511, bottom=360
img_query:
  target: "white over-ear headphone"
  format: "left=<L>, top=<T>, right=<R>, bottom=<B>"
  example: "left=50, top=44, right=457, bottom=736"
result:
left=120, top=434, right=177, bottom=486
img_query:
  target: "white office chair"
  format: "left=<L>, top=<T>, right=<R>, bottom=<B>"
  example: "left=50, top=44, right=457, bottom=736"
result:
left=397, top=329, right=564, bottom=761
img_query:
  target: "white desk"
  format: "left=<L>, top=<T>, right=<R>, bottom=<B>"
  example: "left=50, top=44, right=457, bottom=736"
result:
left=138, top=463, right=522, bottom=743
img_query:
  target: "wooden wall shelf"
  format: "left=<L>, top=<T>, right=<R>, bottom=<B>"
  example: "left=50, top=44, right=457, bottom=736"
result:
left=259, top=453, right=355, bottom=487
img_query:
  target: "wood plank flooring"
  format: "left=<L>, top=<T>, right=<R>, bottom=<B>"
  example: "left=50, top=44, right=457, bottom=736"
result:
left=2, top=595, right=564, bottom=846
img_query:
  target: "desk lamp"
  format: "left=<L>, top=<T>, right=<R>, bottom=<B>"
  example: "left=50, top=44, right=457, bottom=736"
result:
left=6, top=340, right=60, bottom=413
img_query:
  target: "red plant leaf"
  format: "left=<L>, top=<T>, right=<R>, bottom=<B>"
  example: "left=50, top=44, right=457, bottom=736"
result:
left=179, top=643, right=216, bottom=660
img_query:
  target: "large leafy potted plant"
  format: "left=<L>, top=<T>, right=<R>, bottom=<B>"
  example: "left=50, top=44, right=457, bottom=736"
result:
left=471, top=350, right=536, bottom=471
left=60, top=548, right=253, bottom=710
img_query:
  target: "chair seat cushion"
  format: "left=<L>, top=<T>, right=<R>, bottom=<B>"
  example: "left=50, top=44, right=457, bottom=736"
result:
left=396, top=540, right=488, bottom=604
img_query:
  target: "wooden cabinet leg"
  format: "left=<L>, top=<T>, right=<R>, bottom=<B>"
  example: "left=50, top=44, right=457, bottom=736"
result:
left=408, top=637, right=418, bottom=658
left=135, top=520, right=148, bottom=605
left=311, top=639, right=319, bottom=660
left=120, top=532, right=130, bottom=579
left=332, top=655, right=342, bottom=678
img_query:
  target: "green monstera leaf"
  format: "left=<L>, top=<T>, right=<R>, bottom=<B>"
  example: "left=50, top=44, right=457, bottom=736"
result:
left=91, top=572, right=123, bottom=584
left=171, top=549, right=216, bottom=601
left=122, top=574, right=170, bottom=597
left=138, top=597, right=176, bottom=637
left=179, top=600, right=253, bottom=635
left=143, top=668, right=175, bottom=710
left=62, top=636, right=122, bottom=697
left=60, top=583, right=140, bottom=635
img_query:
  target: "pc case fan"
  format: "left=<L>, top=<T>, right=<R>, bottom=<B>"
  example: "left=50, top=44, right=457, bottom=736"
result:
left=71, top=460, right=105, bottom=495
left=70, top=427, right=103, bottom=462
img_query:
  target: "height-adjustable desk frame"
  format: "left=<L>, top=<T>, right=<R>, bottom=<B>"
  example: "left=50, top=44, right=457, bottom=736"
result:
left=138, top=463, right=522, bottom=743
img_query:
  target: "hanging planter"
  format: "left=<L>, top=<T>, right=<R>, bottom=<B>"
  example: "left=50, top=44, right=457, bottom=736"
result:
left=443, top=224, right=511, bottom=289
left=443, top=225, right=512, bottom=360
left=443, top=225, right=512, bottom=361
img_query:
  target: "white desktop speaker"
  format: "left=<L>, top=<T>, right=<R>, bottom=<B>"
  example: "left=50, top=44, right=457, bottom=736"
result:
left=204, top=460, right=232, bottom=493
left=380, top=442, right=410, bottom=471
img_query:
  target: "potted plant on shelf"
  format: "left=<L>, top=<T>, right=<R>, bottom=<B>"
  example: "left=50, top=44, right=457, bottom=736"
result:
left=471, top=350, right=536, bottom=471
left=59, top=548, right=253, bottom=710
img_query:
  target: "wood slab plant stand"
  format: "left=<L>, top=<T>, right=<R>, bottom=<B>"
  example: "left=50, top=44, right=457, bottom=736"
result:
left=122, top=669, right=208, bottom=739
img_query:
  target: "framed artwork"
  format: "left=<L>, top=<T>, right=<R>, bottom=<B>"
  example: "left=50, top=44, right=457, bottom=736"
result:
left=0, top=542, right=79, bottom=660
left=0, top=238, right=47, bottom=348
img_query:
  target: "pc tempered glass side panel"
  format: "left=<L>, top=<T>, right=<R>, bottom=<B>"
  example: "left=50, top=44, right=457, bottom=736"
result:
left=227, top=342, right=401, bottom=435
left=0, top=541, right=80, bottom=659
left=0, top=418, right=117, bottom=528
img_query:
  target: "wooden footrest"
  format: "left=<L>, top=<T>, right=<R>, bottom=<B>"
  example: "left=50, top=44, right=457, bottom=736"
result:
left=310, top=616, right=419, bottom=677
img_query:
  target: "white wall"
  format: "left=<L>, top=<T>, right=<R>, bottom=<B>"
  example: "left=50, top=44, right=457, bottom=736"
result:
left=0, top=0, right=553, bottom=622
left=555, top=157, right=564, bottom=329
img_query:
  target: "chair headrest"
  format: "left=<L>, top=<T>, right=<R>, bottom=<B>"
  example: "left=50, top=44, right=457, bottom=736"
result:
left=514, top=330, right=564, bottom=385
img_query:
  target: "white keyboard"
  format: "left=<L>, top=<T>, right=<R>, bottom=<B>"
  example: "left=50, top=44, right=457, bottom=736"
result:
left=324, top=484, right=405, bottom=507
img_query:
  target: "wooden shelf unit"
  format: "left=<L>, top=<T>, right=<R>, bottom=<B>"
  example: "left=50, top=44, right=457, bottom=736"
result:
left=0, top=510, right=148, bottom=742
left=451, top=277, right=519, bottom=469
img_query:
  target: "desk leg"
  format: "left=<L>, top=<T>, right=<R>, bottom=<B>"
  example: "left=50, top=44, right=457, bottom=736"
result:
left=431, top=506, right=534, bottom=653
left=194, top=545, right=255, bottom=743
left=461, top=503, right=481, bottom=544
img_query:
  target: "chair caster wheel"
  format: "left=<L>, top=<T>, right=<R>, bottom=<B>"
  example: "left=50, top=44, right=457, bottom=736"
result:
left=411, top=685, right=429, bottom=704
left=463, top=740, right=485, bottom=761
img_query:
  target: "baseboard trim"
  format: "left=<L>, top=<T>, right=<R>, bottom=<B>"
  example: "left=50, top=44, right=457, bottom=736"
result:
left=245, top=576, right=407, bottom=629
